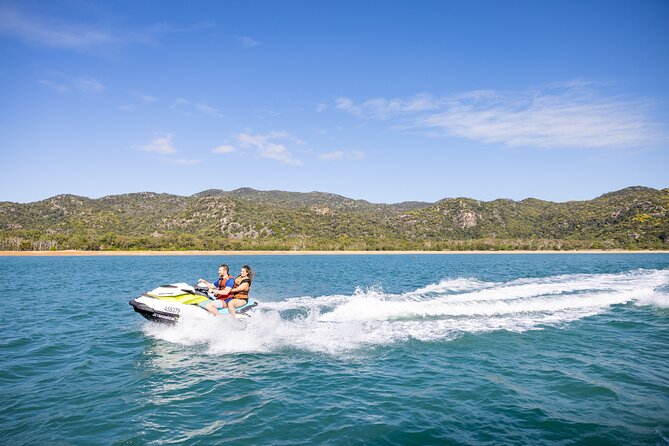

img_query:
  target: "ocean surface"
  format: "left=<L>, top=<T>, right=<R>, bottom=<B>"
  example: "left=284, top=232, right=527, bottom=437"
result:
left=1, top=253, right=669, bottom=445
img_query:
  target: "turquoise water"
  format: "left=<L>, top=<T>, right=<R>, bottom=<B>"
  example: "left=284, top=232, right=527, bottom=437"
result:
left=1, top=254, right=669, bottom=445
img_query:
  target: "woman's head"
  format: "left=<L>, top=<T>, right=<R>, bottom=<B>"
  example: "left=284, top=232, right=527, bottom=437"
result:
left=241, top=265, right=254, bottom=281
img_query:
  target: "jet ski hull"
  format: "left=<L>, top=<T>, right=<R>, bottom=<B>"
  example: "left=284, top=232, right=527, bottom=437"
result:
left=129, top=295, right=258, bottom=324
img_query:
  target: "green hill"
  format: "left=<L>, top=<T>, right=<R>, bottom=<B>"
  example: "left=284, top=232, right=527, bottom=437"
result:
left=0, top=186, right=667, bottom=251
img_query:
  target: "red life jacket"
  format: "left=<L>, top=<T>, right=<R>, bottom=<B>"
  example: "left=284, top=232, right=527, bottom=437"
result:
left=216, top=276, right=234, bottom=300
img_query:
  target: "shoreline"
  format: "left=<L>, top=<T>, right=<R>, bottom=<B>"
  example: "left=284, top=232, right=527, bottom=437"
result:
left=1, top=250, right=668, bottom=256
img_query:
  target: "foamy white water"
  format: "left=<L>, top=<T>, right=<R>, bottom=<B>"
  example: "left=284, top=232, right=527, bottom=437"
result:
left=145, top=269, right=669, bottom=354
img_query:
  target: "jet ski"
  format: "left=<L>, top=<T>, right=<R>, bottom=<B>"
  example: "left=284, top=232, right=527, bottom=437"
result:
left=129, top=282, right=258, bottom=324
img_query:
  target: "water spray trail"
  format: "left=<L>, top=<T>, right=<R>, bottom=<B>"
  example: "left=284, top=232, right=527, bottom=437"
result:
left=145, top=269, right=669, bottom=354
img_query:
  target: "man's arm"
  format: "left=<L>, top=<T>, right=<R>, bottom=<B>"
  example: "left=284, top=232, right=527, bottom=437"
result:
left=213, top=278, right=234, bottom=296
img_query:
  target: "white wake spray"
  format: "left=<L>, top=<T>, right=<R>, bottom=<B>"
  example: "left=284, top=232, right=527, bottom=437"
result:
left=144, top=269, right=669, bottom=354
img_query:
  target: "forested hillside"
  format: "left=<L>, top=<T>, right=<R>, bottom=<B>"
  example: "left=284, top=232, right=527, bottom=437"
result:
left=0, top=186, right=667, bottom=251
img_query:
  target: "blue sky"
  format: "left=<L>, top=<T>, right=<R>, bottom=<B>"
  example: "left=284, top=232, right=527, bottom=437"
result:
left=1, top=0, right=668, bottom=204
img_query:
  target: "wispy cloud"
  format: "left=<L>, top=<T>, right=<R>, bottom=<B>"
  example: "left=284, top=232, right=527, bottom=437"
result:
left=38, top=79, right=70, bottom=94
left=212, top=144, right=236, bottom=154
left=335, top=93, right=440, bottom=119
left=141, top=134, right=177, bottom=154
left=137, top=134, right=201, bottom=165
left=319, top=150, right=344, bottom=161
left=0, top=4, right=212, bottom=51
left=74, top=76, right=105, bottom=94
left=237, top=35, right=260, bottom=48
left=237, top=131, right=303, bottom=166
left=195, top=103, right=224, bottom=118
left=38, top=74, right=105, bottom=95
left=172, top=98, right=190, bottom=111
left=336, top=83, right=667, bottom=149
left=318, top=150, right=365, bottom=161
left=172, top=158, right=200, bottom=165
left=171, top=98, right=224, bottom=118
left=147, top=21, right=214, bottom=35
left=0, top=5, right=119, bottom=49
left=118, top=92, right=157, bottom=112
left=254, top=108, right=281, bottom=119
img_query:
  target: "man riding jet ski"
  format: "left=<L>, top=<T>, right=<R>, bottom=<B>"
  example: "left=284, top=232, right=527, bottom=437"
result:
left=129, top=280, right=258, bottom=324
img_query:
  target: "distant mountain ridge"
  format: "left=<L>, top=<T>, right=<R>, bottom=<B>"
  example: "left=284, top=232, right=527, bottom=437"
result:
left=0, top=186, right=667, bottom=251
left=191, top=188, right=431, bottom=212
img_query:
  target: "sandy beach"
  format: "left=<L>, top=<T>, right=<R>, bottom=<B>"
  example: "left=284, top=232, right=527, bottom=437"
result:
left=1, top=250, right=668, bottom=256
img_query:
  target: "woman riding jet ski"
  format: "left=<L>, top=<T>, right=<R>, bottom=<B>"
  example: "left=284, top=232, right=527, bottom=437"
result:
left=129, top=280, right=258, bottom=324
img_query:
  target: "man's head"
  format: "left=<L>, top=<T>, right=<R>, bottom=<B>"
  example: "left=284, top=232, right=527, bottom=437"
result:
left=218, top=264, right=229, bottom=277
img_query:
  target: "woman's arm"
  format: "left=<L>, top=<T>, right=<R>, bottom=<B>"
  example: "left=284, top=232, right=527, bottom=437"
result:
left=230, top=282, right=250, bottom=294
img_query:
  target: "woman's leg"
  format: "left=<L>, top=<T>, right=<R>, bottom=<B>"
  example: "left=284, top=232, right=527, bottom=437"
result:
left=226, top=299, right=246, bottom=319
